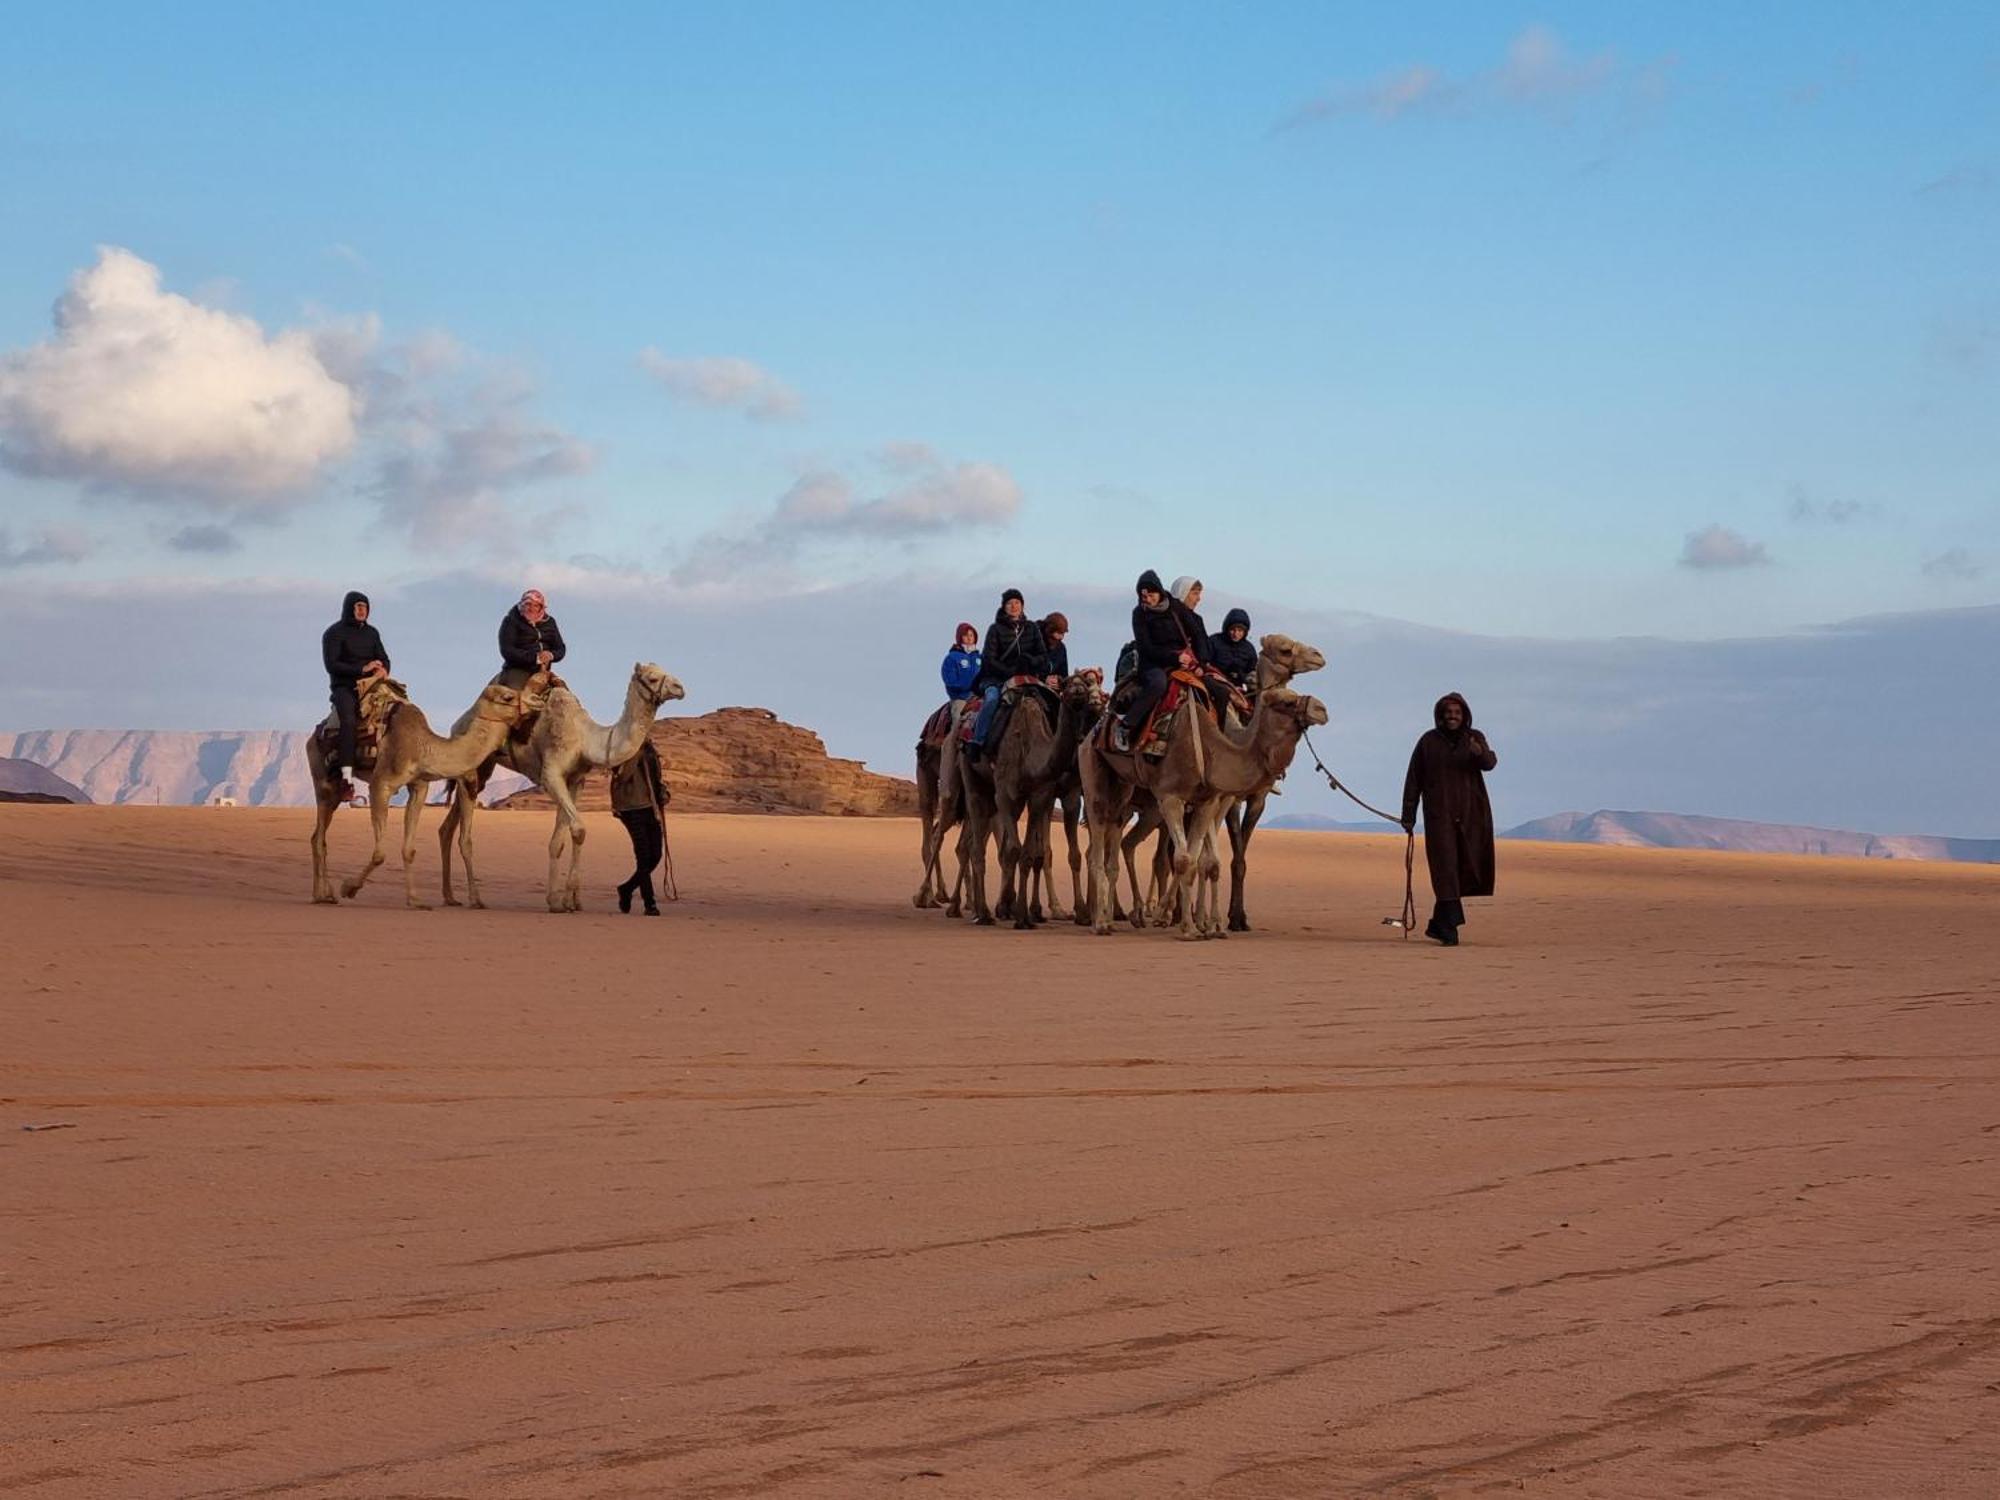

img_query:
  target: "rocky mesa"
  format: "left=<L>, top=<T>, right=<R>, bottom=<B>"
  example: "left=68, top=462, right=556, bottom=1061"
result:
left=496, top=706, right=916, bottom=817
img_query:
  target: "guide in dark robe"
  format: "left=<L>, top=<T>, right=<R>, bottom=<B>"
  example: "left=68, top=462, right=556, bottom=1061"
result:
left=1400, top=692, right=1498, bottom=946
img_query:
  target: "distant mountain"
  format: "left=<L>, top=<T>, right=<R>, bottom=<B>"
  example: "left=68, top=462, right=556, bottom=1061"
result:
left=1505, top=809, right=2000, bottom=864
left=1262, top=813, right=1401, bottom=833
left=0, top=755, right=89, bottom=804
left=0, top=730, right=316, bottom=807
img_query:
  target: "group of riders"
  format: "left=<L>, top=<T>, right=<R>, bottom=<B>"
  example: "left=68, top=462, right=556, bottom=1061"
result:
left=935, top=569, right=1501, bottom=948
left=943, top=570, right=1258, bottom=758
left=319, top=586, right=671, bottom=915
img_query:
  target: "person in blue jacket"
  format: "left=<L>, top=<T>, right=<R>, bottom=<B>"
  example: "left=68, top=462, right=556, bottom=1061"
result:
left=941, top=622, right=982, bottom=702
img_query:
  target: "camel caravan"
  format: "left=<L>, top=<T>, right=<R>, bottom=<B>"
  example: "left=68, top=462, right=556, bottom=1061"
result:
left=915, top=573, right=1329, bottom=940
left=311, top=589, right=684, bottom=912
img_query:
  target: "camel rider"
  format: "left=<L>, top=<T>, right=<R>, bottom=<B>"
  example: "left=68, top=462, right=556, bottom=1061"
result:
left=1041, top=613, right=1070, bottom=688
left=1209, top=607, right=1257, bottom=694
left=1169, top=577, right=1213, bottom=669
left=941, top=623, right=982, bottom=702
left=321, top=590, right=390, bottom=799
left=1120, top=570, right=1194, bottom=744
left=497, top=588, right=566, bottom=688
left=969, top=588, right=1049, bottom=756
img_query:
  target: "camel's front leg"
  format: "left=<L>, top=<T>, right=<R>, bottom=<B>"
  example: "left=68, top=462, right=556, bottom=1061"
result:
left=309, top=793, right=338, bottom=904
left=1056, top=793, right=1083, bottom=925
left=452, top=780, right=485, bottom=909
left=539, top=773, right=588, bottom=912
left=400, top=784, right=432, bottom=909
left=437, top=790, right=462, bottom=906
left=1190, top=799, right=1227, bottom=938
left=340, top=782, right=394, bottom=900
left=1156, top=794, right=1201, bottom=941
left=1227, top=792, right=1265, bottom=933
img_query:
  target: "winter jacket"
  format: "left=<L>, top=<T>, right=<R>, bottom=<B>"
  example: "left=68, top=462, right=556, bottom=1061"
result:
left=978, top=611, right=1050, bottom=688
left=1401, top=694, right=1499, bottom=902
left=1045, top=638, right=1070, bottom=682
left=610, top=740, right=668, bottom=817
left=322, top=591, right=390, bottom=689
left=941, top=648, right=982, bottom=700
left=499, top=606, right=567, bottom=674
left=1208, top=608, right=1258, bottom=690
left=1131, top=599, right=1194, bottom=675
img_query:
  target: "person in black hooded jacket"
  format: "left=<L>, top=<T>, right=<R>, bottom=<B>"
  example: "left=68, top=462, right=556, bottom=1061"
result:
left=496, top=588, right=566, bottom=688
left=321, top=590, right=390, bottom=792
left=1121, top=569, right=1197, bottom=740
left=969, top=589, right=1049, bottom=752
left=1400, top=692, right=1498, bottom=946
left=1209, top=607, right=1258, bottom=693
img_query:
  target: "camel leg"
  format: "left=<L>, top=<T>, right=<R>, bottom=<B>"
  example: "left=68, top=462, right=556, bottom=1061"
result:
left=1119, top=819, right=1152, bottom=930
left=538, top=776, right=588, bottom=912
left=1155, top=793, right=1202, bottom=941
left=1084, top=805, right=1120, bottom=936
left=947, top=815, right=972, bottom=919
left=913, top=748, right=940, bottom=908
left=453, top=780, right=485, bottom=909
left=437, top=791, right=462, bottom=906
left=309, top=789, right=338, bottom=904
left=966, top=801, right=995, bottom=926
left=340, top=779, right=394, bottom=900
left=1058, top=793, right=1084, bottom=925
left=400, top=783, right=432, bottom=910
left=1227, top=793, right=1265, bottom=932
left=1191, top=800, right=1227, bottom=938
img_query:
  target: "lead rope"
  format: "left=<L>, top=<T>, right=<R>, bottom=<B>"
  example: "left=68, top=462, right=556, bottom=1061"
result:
left=1300, top=729, right=1417, bottom=940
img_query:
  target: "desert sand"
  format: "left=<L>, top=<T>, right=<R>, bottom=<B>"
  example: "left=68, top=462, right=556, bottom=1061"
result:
left=4, top=805, right=1997, bottom=1498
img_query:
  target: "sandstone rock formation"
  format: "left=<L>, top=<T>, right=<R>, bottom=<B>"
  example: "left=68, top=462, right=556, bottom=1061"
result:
left=496, top=706, right=917, bottom=817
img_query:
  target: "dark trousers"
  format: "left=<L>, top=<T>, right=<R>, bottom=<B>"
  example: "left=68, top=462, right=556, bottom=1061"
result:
left=1429, top=898, right=1466, bottom=932
left=617, top=809, right=663, bottom=908
left=330, top=684, right=360, bottom=768
left=1122, top=668, right=1169, bottom=735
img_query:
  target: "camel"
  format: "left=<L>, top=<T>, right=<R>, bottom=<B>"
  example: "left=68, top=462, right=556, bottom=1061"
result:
left=955, top=672, right=1101, bottom=929
left=1118, top=633, right=1327, bottom=928
left=438, top=662, right=684, bottom=913
left=912, top=700, right=974, bottom=911
left=333, top=676, right=550, bottom=909
left=307, top=674, right=411, bottom=904
left=1080, top=683, right=1326, bottom=940
left=1019, top=668, right=1105, bottom=925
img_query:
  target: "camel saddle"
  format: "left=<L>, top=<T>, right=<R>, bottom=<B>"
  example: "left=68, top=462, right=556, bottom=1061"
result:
left=1101, top=669, right=1209, bottom=759
left=313, top=677, right=410, bottom=779
left=957, top=676, right=1055, bottom=748
left=920, top=700, right=966, bottom=749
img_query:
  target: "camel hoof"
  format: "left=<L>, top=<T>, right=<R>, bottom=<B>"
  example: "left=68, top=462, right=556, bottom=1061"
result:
left=913, top=893, right=933, bottom=909
left=467, top=899, right=485, bottom=911
left=406, top=901, right=431, bottom=911
left=975, top=915, right=996, bottom=927
left=1176, top=929, right=1203, bottom=943
left=312, top=894, right=338, bottom=906
left=442, top=896, right=462, bottom=908
left=1228, top=916, right=1249, bottom=933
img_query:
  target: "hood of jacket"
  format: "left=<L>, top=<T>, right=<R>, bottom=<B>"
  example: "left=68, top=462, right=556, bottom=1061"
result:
left=1222, top=607, right=1251, bottom=634
left=1433, top=692, right=1474, bottom=731
left=341, top=590, right=371, bottom=623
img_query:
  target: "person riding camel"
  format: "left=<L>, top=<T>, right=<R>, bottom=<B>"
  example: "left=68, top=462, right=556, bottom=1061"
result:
left=321, top=590, right=390, bottom=803
left=1168, top=577, right=1212, bottom=669
left=1041, top=612, right=1070, bottom=688
left=941, top=623, right=982, bottom=702
left=1119, top=569, right=1194, bottom=747
left=969, top=588, right=1049, bottom=757
left=1209, top=607, right=1257, bottom=694
left=1400, top=692, right=1499, bottom=947
left=497, top=589, right=566, bottom=688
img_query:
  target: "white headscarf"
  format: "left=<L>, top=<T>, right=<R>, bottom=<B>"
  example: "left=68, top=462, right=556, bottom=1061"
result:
left=1169, top=576, right=1201, bottom=605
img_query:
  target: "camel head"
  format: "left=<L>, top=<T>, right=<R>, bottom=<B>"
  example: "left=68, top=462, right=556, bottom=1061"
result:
left=472, top=681, right=538, bottom=726
left=1063, top=667, right=1107, bottom=715
left=1259, top=686, right=1330, bottom=737
left=633, top=661, right=687, bottom=707
left=1258, top=634, right=1327, bottom=682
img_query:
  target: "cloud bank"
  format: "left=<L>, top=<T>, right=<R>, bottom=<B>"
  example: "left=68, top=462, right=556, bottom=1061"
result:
left=0, top=248, right=357, bottom=506
left=1680, top=524, right=1772, bottom=570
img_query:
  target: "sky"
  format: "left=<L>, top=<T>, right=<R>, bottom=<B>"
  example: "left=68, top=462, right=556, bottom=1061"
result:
left=1, top=5, right=1997, bottom=831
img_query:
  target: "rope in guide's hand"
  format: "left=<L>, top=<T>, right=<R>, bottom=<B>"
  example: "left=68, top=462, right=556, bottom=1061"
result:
left=1300, top=729, right=1417, bottom=940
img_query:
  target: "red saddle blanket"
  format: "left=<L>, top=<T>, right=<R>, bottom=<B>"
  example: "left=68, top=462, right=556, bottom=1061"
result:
left=957, top=676, right=1049, bottom=744
left=920, top=701, right=960, bottom=747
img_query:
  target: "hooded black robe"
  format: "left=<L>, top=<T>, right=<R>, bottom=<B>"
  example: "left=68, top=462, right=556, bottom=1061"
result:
left=1401, top=693, right=1498, bottom=902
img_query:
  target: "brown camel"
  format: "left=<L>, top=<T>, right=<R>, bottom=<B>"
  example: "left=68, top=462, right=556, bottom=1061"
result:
left=438, top=663, right=684, bottom=913
left=306, top=674, right=410, bottom=904
left=956, top=672, right=1099, bottom=929
left=912, top=700, right=975, bottom=910
left=1080, top=683, right=1326, bottom=940
left=335, top=676, right=549, bottom=909
left=1119, top=632, right=1327, bottom=928
left=1020, top=668, right=1105, bottom=925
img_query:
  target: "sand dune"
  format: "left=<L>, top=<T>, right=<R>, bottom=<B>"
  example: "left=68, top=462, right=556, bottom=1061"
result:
left=4, top=806, right=1997, bottom=1497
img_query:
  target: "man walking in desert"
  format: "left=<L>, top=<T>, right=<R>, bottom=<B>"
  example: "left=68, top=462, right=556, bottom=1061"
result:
left=1401, top=692, right=1498, bottom=946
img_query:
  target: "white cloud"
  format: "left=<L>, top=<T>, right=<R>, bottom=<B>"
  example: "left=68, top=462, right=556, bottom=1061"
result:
left=0, top=522, right=92, bottom=568
left=1679, top=524, right=1772, bottom=570
left=1276, top=25, right=1668, bottom=132
left=638, top=350, right=803, bottom=422
left=371, top=403, right=595, bottom=551
left=673, top=446, right=1021, bottom=586
left=1787, top=488, right=1874, bottom=524
left=0, top=248, right=358, bottom=506
left=166, top=522, right=242, bottom=555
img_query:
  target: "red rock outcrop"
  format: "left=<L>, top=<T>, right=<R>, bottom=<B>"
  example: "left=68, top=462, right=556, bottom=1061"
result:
left=495, top=706, right=916, bottom=817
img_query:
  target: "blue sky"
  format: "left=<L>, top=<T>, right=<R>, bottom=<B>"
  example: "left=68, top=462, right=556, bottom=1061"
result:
left=2, top=5, right=1997, bottom=826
